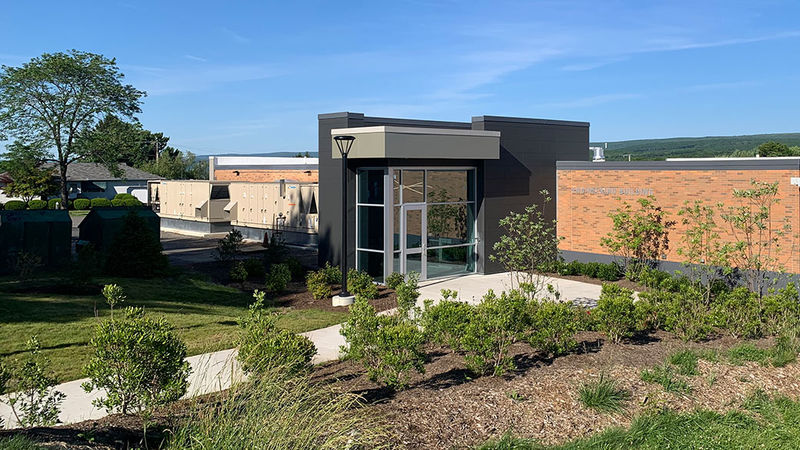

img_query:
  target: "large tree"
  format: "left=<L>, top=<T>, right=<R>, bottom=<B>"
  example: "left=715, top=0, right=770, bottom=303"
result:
left=1, top=142, right=57, bottom=203
left=75, top=114, right=174, bottom=167
left=0, top=50, right=145, bottom=208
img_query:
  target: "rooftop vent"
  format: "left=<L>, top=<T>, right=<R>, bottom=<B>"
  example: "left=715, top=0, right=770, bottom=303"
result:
left=590, top=144, right=606, bottom=162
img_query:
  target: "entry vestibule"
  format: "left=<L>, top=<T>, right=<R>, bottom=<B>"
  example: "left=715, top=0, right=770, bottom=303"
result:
left=356, top=167, right=477, bottom=282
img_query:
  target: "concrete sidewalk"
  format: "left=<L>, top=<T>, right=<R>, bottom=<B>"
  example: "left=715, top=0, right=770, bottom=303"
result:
left=0, top=272, right=606, bottom=428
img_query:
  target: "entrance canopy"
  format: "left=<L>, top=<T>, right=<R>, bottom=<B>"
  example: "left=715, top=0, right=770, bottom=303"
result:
left=331, top=126, right=500, bottom=160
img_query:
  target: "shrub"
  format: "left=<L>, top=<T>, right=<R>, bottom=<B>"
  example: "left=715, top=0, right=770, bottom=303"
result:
left=527, top=300, right=581, bottom=357
left=90, top=197, right=111, bottom=208
left=242, top=258, right=266, bottom=280
left=73, top=198, right=91, bottom=210
left=26, top=199, right=46, bottom=210
left=122, top=198, right=143, bottom=207
left=714, top=287, right=762, bottom=339
left=320, top=262, right=341, bottom=284
left=47, top=198, right=62, bottom=209
left=105, top=211, right=168, bottom=278
left=165, top=367, right=383, bottom=449
left=594, top=284, right=639, bottom=343
left=385, top=272, right=404, bottom=290
left=111, top=198, right=125, bottom=207
left=4, top=200, right=26, bottom=210
left=216, top=229, right=243, bottom=262
left=114, top=193, right=136, bottom=200
left=102, top=283, right=126, bottom=317
left=762, top=283, right=800, bottom=335
left=638, top=285, right=714, bottom=341
left=284, top=257, right=305, bottom=281
left=347, top=268, right=379, bottom=300
left=229, top=261, right=248, bottom=285
left=4, top=336, right=65, bottom=427
left=460, top=290, right=528, bottom=376
left=306, top=270, right=332, bottom=300
left=14, top=251, right=42, bottom=279
left=596, top=263, right=622, bottom=281
left=421, top=299, right=473, bottom=351
left=83, top=307, right=191, bottom=415
left=640, top=365, right=691, bottom=393
left=237, top=291, right=316, bottom=376
left=266, top=263, right=291, bottom=293
left=395, top=271, right=421, bottom=317
left=340, top=297, right=425, bottom=390
left=578, top=374, right=630, bottom=413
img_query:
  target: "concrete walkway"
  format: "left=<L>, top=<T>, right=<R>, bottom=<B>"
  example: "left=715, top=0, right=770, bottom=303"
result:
left=0, top=272, right=604, bottom=428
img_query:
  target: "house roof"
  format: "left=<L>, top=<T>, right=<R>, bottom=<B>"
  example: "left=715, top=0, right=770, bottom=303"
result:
left=42, top=163, right=163, bottom=181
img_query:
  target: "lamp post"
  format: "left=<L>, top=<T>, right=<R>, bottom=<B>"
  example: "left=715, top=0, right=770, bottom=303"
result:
left=333, top=135, right=356, bottom=306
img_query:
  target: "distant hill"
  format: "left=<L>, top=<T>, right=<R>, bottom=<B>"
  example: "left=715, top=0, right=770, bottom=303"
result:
left=200, top=151, right=319, bottom=158
left=592, top=133, right=800, bottom=161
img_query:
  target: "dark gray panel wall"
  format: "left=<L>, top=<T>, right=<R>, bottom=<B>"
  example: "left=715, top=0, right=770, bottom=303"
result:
left=472, top=117, right=589, bottom=274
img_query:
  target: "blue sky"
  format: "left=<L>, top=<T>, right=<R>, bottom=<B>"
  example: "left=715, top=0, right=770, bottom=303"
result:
left=2, top=0, right=799, bottom=154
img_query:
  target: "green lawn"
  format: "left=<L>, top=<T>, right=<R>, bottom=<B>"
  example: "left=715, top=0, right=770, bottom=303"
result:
left=68, top=210, right=90, bottom=216
left=0, top=274, right=348, bottom=382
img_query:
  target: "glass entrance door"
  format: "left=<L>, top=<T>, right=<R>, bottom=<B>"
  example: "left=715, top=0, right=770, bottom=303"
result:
left=402, top=204, right=426, bottom=279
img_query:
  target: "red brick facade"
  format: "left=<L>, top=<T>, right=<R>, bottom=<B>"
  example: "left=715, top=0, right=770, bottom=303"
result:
left=214, top=169, right=318, bottom=183
left=557, top=165, right=800, bottom=273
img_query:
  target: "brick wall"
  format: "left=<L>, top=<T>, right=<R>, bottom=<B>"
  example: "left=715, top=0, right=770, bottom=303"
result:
left=557, top=167, right=800, bottom=273
left=214, top=169, right=318, bottom=182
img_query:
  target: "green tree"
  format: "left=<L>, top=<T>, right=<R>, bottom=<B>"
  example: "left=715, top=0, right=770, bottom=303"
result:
left=757, top=141, right=798, bottom=157
left=0, top=50, right=145, bottom=208
left=138, top=150, right=208, bottom=180
left=676, top=200, right=730, bottom=302
left=0, top=142, right=56, bottom=202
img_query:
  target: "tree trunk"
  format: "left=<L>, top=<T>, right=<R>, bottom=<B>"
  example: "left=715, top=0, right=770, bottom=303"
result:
left=59, top=163, right=69, bottom=210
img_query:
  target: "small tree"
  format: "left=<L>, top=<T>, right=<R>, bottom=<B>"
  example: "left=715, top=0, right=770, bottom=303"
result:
left=216, top=229, right=244, bottom=262
left=0, top=142, right=56, bottom=203
left=600, top=196, right=675, bottom=280
left=237, top=291, right=316, bottom=376
left=720, top=180, right=792, bottom=298
left=490, top=190, right=560, bottom=296
left=105, top=211, right=168, bottom=278
left=676, top=200, right=730, bottom=302
left=395, top=271, right=421, bottom=318
left=83, top=307, right=191, bottom=416
left=5, top=337, right=65, bottom=427
left=102, top=283, right=126, bottom=318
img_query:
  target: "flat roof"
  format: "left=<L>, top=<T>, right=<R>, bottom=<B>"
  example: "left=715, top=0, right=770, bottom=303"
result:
left=557, top=159, right=800, bottom=171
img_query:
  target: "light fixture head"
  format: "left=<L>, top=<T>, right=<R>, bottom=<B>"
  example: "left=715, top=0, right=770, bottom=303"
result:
left=333, top=135, right=356, bottom=157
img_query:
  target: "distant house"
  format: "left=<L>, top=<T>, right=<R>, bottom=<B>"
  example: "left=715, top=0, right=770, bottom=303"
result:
left=45, top=162, right=163, bottom=203
left=0, top=172, right=19, bottom=203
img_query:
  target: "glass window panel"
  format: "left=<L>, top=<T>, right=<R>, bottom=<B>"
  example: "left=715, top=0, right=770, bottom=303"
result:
left=357, top=251, right=384, bottom=283
left=357, top=205, right=383, bottom=250
left=392, top=170, right=401, bottom=204
left=426, top=170, right=471, bottom=203
left=401, top=170, right=424, bottom=203
left=406, top=253, right=422, bottom=277
left=405, top=208, right=422, bottom=249
left=426, top=245, right=475, bottom=279
left=393, top=206, right=401, bottom=251
left=357, top=170, right=384, bottom=204
left=393, top=251, right=401, bottom=274
left=427, top=203, right=475, bottom=247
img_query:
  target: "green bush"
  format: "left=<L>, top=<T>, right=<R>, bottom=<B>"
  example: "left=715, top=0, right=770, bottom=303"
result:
left=105, top=211, right=168, bottom=278
left=596, top=263, right=622, bottom=281
left=306, top=270, right=332, bottom=300
left=395, top=271, right=421, bottom=316
left=762, top=284, right=800, bottom=335
left=242, top=258, right=266, bottom=280
left=27, top=199, right=46, bottom=210
left=216, top=229, right=243, bottom=262
left=714, top=287, right=762, bottom=339
left=266, top=263, right=291, bottom=293
left=461, top=290, right=528, bottom=376
left=421, top=299, right=473, bottom=351
left=4, top=200, right=27, bottom=210
left=320, top=262, right=341, bottom=284
left=284, top=257, right=305, bottom=281
left=527, top=300, right=581, bottom=357
left=4, top=336, right=65, bottom=427
left=638, top=284, right=714, bottom=342
left=594, top=284, right=639, bottom=343
left=90, top=197, right=111, bottom=208
left=47, top=198, right=62, bottom=209
left=122, top=198, right=143, bottom=207
left=73, top=198, right=91, bottom=210
left=114, top=193, right=136, bottom=200
left=340, top=296, right=425, bottom=390
left=229, top=261, right=248, bottom=285
left=385, top=272, right=404, bottom=290
left=83, top=307, right=191, bottom=415
left=237, top=291, right=316, bottom=376
left=111, top=198, right=125, bottom=207
left=347, top=269, right=379, bottom=300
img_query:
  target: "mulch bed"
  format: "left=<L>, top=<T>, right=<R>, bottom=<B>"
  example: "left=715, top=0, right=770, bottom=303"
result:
left=268, top=281, right=398, bottom=313
left=7, top=331, right=800, bottom=449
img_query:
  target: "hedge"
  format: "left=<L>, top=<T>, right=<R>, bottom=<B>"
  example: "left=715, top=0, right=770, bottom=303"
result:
left=111, top=198, right=125, bottom=207
left=4, top=200, right=27, bottom=210
left=28, top=199, right=47, bottom=210
left=113, top=193, right=136, bottom=201
left=73, top=198, right=91, bottom=210
left=91, top=198, right=112, bottom=208
left=122, top=198, right=143, bottom=207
